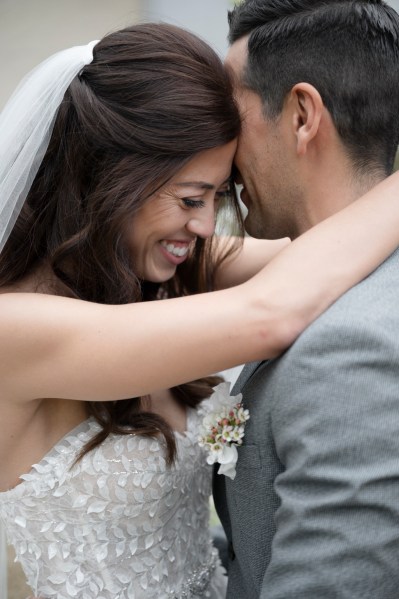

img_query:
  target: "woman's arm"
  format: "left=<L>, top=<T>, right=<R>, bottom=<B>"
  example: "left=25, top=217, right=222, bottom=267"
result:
left=214, top=236, right=291, bottom=289
left=2, top=170, right=399, bottom=403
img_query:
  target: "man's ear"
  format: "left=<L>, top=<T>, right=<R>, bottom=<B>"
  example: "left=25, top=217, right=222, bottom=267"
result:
left=289, top=83, right=324, bottom=156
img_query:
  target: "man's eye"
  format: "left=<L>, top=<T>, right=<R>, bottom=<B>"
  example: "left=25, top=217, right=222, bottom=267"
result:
left=182, top=198, right=206, bottom=208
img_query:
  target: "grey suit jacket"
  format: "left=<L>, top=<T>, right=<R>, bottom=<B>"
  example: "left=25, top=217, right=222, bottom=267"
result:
left=214, top=250, right=399, bottom=598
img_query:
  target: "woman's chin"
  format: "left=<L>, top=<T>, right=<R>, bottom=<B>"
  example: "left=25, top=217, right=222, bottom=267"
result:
left=143, top=269, right=177, bottom=284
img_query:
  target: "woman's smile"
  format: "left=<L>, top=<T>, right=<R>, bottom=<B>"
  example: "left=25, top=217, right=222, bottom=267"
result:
left=159, top=239, right=194, bottom=264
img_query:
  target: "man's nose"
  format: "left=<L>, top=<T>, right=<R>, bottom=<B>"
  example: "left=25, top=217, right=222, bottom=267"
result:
left=186, top=207, right=216, bottom=239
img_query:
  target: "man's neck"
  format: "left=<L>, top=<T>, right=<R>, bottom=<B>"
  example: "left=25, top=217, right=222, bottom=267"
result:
left=298, top=167, right=387, bottom=234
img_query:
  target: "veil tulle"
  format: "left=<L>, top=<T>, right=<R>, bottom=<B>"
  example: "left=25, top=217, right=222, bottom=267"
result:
left=0, top=40, right=98, bottom=254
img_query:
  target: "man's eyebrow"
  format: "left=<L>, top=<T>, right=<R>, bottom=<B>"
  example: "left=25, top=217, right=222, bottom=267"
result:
left=175, top=177, right=231, bottom=190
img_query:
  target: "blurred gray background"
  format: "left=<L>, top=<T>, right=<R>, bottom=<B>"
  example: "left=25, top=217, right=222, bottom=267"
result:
left=2, top=0, right=398, bottom=108
left=0, top=0, right=232, bottom=109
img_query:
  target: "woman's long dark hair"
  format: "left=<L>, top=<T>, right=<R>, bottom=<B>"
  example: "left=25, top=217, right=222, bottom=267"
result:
left=0, top=23, right=243, bottom=462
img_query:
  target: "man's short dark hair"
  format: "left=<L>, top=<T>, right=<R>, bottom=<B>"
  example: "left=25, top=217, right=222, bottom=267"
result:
left=228, top=0, right=399, bottom=174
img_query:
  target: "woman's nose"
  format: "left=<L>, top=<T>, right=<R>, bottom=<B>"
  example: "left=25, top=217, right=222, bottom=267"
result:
left=186, top=207, right=216, bottom=239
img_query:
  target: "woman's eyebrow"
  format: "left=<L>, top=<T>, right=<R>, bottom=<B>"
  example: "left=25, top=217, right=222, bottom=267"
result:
left=175, top=177, right=231, bottom=190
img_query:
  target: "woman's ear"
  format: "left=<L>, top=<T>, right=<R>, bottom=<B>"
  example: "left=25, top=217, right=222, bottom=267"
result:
left=289, top=83, right=324, bottom=156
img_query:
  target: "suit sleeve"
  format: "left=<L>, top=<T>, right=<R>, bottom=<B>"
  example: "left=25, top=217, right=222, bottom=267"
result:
left=260, top=316, right=399, bottom=599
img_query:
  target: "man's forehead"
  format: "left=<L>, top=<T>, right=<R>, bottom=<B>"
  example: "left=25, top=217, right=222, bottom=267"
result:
left=225, top=35, right=249, bottom=85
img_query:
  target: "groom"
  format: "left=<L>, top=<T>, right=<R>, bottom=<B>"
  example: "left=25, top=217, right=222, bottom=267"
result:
left=214, top=1, right=399, bottom=597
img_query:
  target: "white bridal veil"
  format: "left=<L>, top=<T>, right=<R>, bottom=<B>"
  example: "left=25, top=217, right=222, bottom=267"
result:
left=0, top=40, right=98, bottom=254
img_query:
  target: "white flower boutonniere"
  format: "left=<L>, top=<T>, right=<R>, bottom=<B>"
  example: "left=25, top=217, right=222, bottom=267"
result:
left=198, top=382, right=250, bottom=480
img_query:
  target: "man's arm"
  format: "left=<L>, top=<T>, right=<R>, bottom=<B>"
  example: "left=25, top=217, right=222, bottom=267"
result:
left=261, top=314, right=399, bottom=599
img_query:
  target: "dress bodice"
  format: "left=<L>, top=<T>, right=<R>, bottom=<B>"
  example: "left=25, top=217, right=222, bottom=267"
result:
left=0, top=404, right=226, bottom=598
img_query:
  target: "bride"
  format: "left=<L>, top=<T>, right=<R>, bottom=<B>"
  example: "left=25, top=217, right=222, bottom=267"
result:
left=2, top=22, right=399, bottom=599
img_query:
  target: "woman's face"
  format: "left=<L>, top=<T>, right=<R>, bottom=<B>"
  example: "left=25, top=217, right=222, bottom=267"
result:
left=128, top=140, right=237, bottom=283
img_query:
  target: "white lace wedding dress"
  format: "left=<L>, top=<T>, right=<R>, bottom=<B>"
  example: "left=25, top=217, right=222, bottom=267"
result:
left=0, top=404, right=227, bottom=598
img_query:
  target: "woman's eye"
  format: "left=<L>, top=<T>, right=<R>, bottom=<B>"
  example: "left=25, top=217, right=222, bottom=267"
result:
left=182, top=198, right=206, bottom=208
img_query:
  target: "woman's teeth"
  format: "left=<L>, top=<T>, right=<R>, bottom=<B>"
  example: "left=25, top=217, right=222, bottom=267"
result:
left=160, top=241, right=190, bottom=257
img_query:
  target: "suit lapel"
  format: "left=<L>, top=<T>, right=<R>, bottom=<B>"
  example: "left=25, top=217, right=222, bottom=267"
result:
left=214, top=360, right=269, bottom=527
left=232, top=360, right=266, bottom=395
left=213, top=362, right=261, bottom=530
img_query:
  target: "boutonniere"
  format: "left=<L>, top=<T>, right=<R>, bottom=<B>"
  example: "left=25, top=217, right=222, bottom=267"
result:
left=198, top=382, right=250, bottom=480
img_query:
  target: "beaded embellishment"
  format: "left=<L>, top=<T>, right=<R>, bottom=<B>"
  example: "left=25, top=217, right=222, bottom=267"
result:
left=167, top=547, right=219, bottom=598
